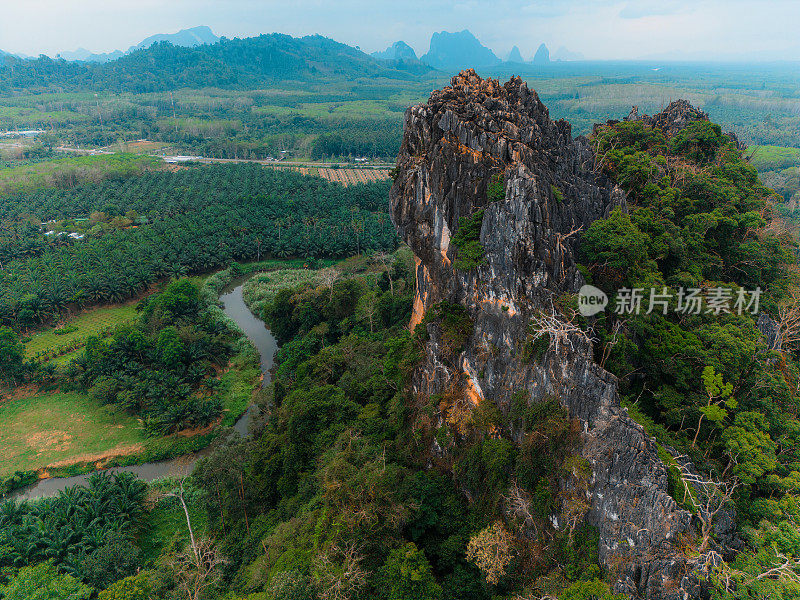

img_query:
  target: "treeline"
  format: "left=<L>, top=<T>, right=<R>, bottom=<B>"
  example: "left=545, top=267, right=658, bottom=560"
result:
left=151, top=116, right=401, bottom=161
left=309, top=122, right=402, bottom=159
left=0, top=34, right=427, bottom=94
left=0, top=164, right=396, bottom=328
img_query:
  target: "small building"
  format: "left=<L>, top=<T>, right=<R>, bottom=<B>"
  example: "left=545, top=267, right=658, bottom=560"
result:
left=164, top=155, right=203, bottom=163
left=0, top=129, right=45, bottom=138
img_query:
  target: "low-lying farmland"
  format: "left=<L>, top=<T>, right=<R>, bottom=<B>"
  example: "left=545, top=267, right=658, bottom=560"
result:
left=0, top=392, right=144, bottom=476
left=24, top=301, right=140, bottom=362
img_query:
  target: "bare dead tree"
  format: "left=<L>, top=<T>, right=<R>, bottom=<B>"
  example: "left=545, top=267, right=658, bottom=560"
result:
left=169, top=537, right=227, bottom=600
left=755, top=551, right=800, bottom=583
left=503, top=480, right=538, bottom=539
left=775, top=290, right=800, bottom=353
left=600, top=319, right=625, bottom=369
left=177, top=477, right=198, bottom=560
left=163, top=458, right=200, bottom=560
left=758, top=211, right=798, bottom=242
left=528, top=309, right=590, bottom=355
left=356, top=290, right=378, bottom=332
left=162, top=460, right=227, bottom=596
left=699, top=539, right=800, bottom=593
left=312, top=541, right=368, bottom=600
left=318, top=267, right=341, bottom=302
left=677, top=463, right=739, bottom=553
left=591, top=130, right=618, bottom=172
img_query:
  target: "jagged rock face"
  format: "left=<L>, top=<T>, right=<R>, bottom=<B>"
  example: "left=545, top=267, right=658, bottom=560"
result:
left=391, top=70, right=697, bottom=599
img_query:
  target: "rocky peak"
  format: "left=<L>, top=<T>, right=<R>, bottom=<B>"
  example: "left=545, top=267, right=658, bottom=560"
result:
left=420, top=31, right=502, bottom=70
left=533, top=42, right=551, bottom=64
left=506, top=45, right=525, bottom=63
left=393, top=69, right=625, bottom=323
left=391, top=71, right=700, bottom=599
left=624, top=99, right=709, bottom=137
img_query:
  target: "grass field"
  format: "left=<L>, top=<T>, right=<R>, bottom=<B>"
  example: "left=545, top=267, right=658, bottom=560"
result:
left=0, top=392, right=144, bottom=477
left=748, top=145, right=800, bottom=171
left=24, top=301, right=139, bottom=359
left=0, top=153, right=159, bottom=196
left=0, top=351, right=260, bottom=477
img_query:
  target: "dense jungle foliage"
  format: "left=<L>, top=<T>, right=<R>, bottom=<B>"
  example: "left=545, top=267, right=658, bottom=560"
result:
left=581, top=117, right=800, bottom=597
left=0, top=472, right=147, bottom=596
left=0, top=164, right=396, bottom=329
left=168, top=252, right=614, bottom=600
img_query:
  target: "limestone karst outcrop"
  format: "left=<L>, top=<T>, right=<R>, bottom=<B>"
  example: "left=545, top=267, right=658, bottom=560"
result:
left=390, top=70, right=710, bottom=599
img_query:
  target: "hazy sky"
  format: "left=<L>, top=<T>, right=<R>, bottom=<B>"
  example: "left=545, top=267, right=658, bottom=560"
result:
left=1, top=0, right=799, bottom=61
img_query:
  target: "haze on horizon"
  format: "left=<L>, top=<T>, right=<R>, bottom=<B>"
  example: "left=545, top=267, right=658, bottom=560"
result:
left=1, top=0, right=799, bottom=62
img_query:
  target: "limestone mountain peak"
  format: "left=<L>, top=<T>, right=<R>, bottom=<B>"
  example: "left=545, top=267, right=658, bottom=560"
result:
left=391, top=70, right=703, bottom=599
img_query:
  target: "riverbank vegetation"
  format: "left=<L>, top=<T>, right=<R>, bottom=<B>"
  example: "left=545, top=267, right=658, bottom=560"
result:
left=0, top=275, right=260, bottom=481
left=0, top=257, right=351, bottom=491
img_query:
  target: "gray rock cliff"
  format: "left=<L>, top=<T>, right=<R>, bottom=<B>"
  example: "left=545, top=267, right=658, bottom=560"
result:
left=390, top=70, right=700, bottom=599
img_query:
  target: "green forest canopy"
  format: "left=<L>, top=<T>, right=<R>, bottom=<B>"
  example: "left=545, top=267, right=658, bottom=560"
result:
left=0, top=164, right=396, bottom=328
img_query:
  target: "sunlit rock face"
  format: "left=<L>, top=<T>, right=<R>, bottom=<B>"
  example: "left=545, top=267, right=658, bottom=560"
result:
left=391, top=69, right=702, bottom=599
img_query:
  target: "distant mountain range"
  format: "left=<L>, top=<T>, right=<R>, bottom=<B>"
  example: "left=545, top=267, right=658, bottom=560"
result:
left=56, top=26, right=220, bottom=63
left=4, top=25, right=583, bottom=71
left=506, top=46, right=525, bottom=63
left=0, top=26, right=587, bottom=95
left=0, top=33, right=432, bottom=93
left=134, top=25, right=219, bottom=51
left=381, top=32, right=581, bottom=70
left=371, top=41, right=417, bottom=62
left=421, top=30, right=502, bottom=70
left=553, top=46, right=585, bottom=61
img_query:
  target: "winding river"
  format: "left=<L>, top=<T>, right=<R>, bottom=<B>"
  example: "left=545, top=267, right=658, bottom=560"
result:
left=8, top=278, right=276, bottom=501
